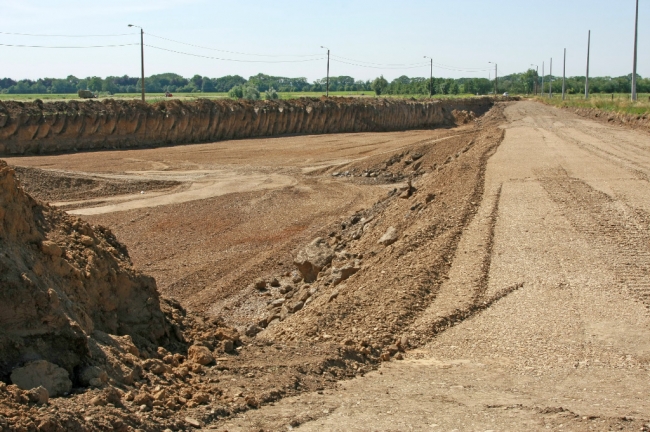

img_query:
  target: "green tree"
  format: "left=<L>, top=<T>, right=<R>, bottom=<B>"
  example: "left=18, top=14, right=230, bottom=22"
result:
left=87, top=77, right=103, bottom=92
left=371, top=75, right=388, bottom=95
left=201, top=78, right=215, bottom=93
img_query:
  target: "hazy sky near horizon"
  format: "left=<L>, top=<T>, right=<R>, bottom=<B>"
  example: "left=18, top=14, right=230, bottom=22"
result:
left=0, top=0, right=647, bottom=82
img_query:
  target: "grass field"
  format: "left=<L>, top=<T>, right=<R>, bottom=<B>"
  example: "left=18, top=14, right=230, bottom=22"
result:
left=0, top=91, right=489, bottom=104
left=533, top=92, right=650, bottom=116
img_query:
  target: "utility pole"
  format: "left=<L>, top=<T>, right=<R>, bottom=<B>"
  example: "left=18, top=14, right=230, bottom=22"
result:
left=585, top=30, right=591, bottom=99
left=489, top=62, right=497, bottom=95
left=562, top=48, right=566, bottom=100
left=321, top=46, right=330, bottom=97
left=542, top=62, right=545, bottom=97
left=549, top=58, right=553, bottom=98
left=531, top=64, right=539, bottom=95
left=632, top=0, right=639, bottom=101
left=424, top=56, right=433, bottom=97
left=128, top=24, right=145, bottom=102
left=539, top=62, right=544, bottom=97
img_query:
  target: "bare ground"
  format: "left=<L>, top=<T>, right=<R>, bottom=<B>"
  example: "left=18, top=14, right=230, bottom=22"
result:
left=3, top=101, right=649, bottom=431
left=215, top=101, right=650, bottom=431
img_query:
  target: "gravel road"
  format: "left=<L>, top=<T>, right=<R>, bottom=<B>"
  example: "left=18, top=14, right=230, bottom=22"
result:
left=217, top=101, right=650, bottom=431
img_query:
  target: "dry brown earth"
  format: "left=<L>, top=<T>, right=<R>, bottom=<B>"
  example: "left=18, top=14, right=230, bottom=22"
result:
left=215, top=101, right=650, bottom=431
left=3, top=101, right=649, bottom=431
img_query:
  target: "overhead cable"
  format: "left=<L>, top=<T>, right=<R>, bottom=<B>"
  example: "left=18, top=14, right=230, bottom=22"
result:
left=0, top=31, right=138, bottom=37
left=146, top=33, right=322, bottom=58
left=330, top=58, right=430, bottom=70
left=0, top=43, right=139, bottom=49
left=145, top=44, right=324, bottom=63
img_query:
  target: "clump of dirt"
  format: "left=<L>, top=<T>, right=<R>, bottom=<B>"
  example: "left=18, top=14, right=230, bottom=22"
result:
left=0, top=161, right=242, bottom=430
left=12, top=166, right=180, bottom=203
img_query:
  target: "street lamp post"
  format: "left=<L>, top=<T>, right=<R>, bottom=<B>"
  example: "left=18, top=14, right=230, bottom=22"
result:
left=321, top=46, right=330, bottom=97
left=489, top=62, right=497, bottom=95
left=542, top=62, right=545, bottom=97
left=424, top=56, right=433, bottom=98
left=128, top=24, right=145, bottom=102
left=585, top=30, right=591, bottom=99
left=531, top=64, right=539, bottom=95
left=632, top=0, right=639, bottom=101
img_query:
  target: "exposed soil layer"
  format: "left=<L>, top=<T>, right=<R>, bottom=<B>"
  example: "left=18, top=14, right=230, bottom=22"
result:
left=0, top=97, right=498, bottom=156
left=0, top=104, right=509, bottom=430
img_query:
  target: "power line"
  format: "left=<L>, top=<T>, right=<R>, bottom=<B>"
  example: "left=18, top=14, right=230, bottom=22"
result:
left=145, top=44, right=325, bottom=63
left=0, top=31, right=137, bottom=37
left=330, top=54, right=490, bottom=73
left=331, top=54, right=432, bottom=67
left=146, top=33, right=322, bottom=58
left=0, top=43, right=139, bottom=49
left=330, top=58, right=430, bottom=70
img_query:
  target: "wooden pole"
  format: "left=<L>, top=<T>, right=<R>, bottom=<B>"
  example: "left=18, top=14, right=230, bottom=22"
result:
left=585, top=30, right=591, bottom=99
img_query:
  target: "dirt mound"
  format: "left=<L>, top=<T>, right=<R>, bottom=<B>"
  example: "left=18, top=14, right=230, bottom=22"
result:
left=0, top=159, right=172, bottom=380
left=0, top=161, right=243, bottom=430
left=12, top=166, right=180, bottom=203
left=0, top=97, right=501, bottom=156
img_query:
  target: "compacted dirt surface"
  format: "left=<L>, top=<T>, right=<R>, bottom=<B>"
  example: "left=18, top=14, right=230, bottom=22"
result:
left=2, top=101, right=649, bottom=431
left=209, top=101, right=650, bottom=431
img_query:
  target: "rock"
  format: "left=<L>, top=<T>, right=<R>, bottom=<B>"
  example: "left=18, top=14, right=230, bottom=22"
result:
left=269, top=277, right=280, bottom=287
left=185, top=417, right=203, bottom=428
left=80, top=235, right=94, bottom=246
left=90, top=395, right=106, bottom=406
left=378, top=227, right=398, bottom=246
left=331, top=261, right=360, bottom=286
left=411, top=153, right=423, bottom=160
left=279, top=284, right=293, bottom=294
left=27, top=386, right=49, bottom=405
left=40, top=240, right=62, bottom=257
left=380, top=352, right=391, bottom=361
left=290, top=271, right=303, bottom=284
left=268, top=298, right=286, bottom=308
left=222, top=339, right=235, bottom=353
left=399, top=335, right=409, bottom=350
left=290, top=301, right=304, bottom=313
left=294, top=238, right=334, bottom=282
left=328, top=290, right=339, bottom=302
left=192, top=392, right=210, bottom=404
left=425, top=193, right=435, bottom=204
left=245, top=396, right=260, bottom=408
left=246, top=324, right=262, bottom=337
left=188, top=345, right=214, bottom=365
left=10, top=360, right=72, bottom=397
left=79, top=366, right=108, bottom=388
left=253, top=278, right=267, bottom=290
left=142, top=359, right=167, bottom=375
left=399, top=179, right=414, bottom=198
left=133, top=392, right=153, bottom=407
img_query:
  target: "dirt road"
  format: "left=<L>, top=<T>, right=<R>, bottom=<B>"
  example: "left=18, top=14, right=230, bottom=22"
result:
left=216, top=101, right=650, bottom=431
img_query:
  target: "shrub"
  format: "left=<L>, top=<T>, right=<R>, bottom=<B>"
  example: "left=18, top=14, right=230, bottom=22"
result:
left=243, top=86, right=260, bottom=100
left=228, top=85, right=244, bottom=99
left=264, top=87, right=279, bottom=100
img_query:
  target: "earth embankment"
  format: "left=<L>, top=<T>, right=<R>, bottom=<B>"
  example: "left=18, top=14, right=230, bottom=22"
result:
left=0, top=97, right=496, bottom=155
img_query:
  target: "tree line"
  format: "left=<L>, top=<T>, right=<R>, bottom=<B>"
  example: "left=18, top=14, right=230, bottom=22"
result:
left=0, top=71, right=648, bottom=96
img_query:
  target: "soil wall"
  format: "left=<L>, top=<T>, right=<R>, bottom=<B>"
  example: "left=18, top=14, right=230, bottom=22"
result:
left=0, top=97, right=496, bottom=155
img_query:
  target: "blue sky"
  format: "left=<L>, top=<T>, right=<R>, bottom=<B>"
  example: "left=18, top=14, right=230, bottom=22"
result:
left=0, top=0, right=647, bottom=82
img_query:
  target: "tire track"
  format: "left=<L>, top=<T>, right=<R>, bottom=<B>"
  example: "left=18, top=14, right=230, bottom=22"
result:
left=539, top=167, right=650, bottom=311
